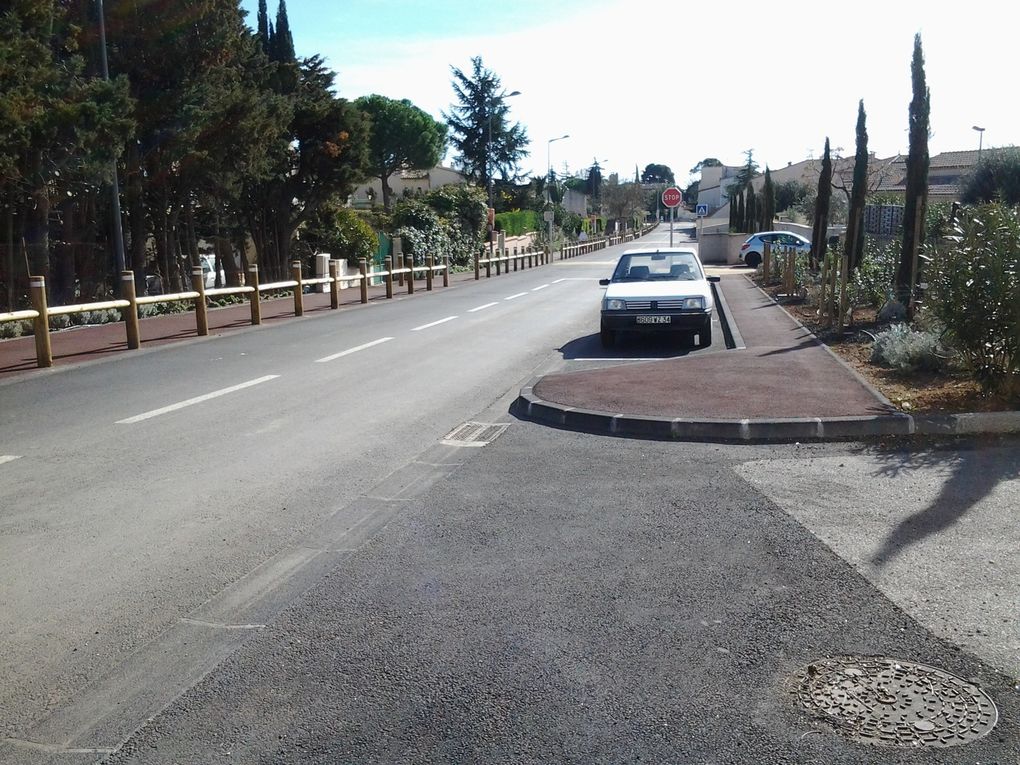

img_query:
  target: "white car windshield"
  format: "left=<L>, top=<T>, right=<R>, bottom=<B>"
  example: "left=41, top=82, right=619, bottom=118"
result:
left=611, top=253, right=701, bottom=282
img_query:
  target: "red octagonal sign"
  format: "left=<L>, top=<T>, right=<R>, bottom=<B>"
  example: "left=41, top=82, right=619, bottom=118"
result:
left=661, top=186, right=683, bottom=208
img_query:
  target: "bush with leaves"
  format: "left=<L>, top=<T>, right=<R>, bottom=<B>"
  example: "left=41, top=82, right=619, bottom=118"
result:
left=496, top=209, right=540, bottom=236
left=847, top=237, right=899, bottom=309
left=300, top=203, right=378, bottom=266
left=927, top=203, right=1020, bottom=394
left=870, top=323, right=944, bottom=373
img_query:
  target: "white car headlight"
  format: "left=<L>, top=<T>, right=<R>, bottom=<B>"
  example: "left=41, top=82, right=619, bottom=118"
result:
left=682, top=297, right=705, bottom=310
left=605, top=298, right=626, bottom=310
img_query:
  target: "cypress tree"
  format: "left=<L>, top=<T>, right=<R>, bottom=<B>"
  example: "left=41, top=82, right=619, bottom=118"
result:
left=761, top=167, right=775, bottom=231
left=271, top=0, right=295, bottom=62
left=845, top=100, right=869, bottom=273
left=894, top=34, right=930, bottom=304
left=735, top=190, right=744, bottom=233
left=744, top=183, right=757, bottom=233
left=256, top=0, right=269, bottom=52
left=728, top=192, right=736, bottom=230
left=810, top=138, right=833, bottom=270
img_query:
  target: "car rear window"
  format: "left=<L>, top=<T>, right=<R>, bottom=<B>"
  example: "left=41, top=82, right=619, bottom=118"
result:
left=613, top=253, right=701, bottom=281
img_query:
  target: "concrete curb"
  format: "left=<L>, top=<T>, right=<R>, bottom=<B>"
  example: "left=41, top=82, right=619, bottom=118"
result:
left=514, top=382, right=1020, bottom=443
left=711, top=280, right=745, bottom=350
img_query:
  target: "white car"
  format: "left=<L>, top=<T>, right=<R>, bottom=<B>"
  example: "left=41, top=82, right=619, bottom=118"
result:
left=739, top=231, right=811, bottom=268
left=599, top=248, right=718, bottom=348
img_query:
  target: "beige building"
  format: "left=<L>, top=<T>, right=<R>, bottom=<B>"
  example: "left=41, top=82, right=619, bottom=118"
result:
left=350, top=165, right=467, bottom=208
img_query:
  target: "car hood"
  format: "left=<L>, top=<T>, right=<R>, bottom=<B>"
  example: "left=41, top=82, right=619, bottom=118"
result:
left=605, top=280, right=714, bottom=306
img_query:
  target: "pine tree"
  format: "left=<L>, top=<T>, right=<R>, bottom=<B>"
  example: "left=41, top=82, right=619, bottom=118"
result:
left=895, top=34, right=930, bottom=304
left=845, top=100, right=869, bottom=273
left=810, top=138, right=833, bottom=270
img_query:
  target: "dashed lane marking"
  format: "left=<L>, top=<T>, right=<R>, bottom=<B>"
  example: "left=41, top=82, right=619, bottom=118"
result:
left=531, top=284, right=550, bottom=291
left=315, top=337, right=393, bottom=363
left=411, top=316, right=458, bottom=332
left=116, top=375, right=280, bottom=424
left=505, top=292, right=528, bottom=300
left=0, top=455, right=22, bottom=466
left=467, top=302, right=498, bottom=313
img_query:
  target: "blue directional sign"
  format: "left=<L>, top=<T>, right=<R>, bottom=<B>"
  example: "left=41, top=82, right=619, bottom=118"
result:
left=696, top=204, right=708, bottom=217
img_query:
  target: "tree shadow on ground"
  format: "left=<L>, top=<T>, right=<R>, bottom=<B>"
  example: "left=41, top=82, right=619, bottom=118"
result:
left=864, top=436, right=1020, bottom=567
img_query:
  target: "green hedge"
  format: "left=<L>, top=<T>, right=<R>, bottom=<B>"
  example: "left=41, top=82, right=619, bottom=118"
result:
left=495, top=209, right=540, bottom=236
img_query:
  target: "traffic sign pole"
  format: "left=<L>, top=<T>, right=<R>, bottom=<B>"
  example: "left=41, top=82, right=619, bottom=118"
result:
left=661, top=186, right=682, bottom=248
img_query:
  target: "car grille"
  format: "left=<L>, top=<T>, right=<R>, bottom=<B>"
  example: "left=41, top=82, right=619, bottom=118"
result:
left=624, top=299, right=690, bottom=310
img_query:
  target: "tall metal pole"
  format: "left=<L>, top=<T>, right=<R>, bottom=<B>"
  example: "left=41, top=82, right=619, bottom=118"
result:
left=96, top=0, right=127, bottom=287
left=546, top=135, right=569, bottom=254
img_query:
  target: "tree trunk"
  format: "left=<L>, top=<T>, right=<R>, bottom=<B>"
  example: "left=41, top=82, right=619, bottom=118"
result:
left=25, top=182, right=51, bottom=281
left=381, top=173, right=392, bottom=210
left=52, top=197, right=77, bottom=305
left=126, top=141, right=148, bottom=293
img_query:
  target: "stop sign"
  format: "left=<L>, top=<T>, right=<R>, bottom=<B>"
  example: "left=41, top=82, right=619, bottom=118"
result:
left=661, top=186, right=683, bottom=208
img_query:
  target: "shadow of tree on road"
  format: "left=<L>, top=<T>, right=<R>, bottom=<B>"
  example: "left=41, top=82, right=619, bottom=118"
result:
left=866, top=437, right=1020, bottom=567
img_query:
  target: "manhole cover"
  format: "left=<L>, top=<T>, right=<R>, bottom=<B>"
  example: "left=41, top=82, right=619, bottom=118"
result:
left=796, top=657, right=998, bottom=748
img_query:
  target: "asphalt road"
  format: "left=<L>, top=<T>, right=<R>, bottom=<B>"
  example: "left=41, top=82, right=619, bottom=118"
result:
left=2, top=225, right=1018, bottom=763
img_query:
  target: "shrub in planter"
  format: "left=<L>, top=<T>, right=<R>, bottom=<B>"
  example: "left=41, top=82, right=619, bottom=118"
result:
left=870, top=323, right=944, bottom=374
left=928, top=203, right=1020, bottom=394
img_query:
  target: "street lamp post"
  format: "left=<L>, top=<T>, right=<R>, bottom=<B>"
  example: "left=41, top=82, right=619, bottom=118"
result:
left=96, top=0, right=127, bottom=289
left=546, top=134, right=569, bottom=251
left=973, top=125, right=985, bottom=161
left=487, top=90, right=521, bottom=259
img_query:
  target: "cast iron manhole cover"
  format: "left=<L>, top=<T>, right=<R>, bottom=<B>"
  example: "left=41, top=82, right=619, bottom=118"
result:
left=796, top=657, right=998, bottom=748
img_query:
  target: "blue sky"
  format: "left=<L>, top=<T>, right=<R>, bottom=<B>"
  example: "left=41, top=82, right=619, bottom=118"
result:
left=240, top=0, right=1016, bottom=184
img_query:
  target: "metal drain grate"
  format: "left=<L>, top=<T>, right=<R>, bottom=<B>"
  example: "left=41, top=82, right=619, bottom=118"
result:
left=796, top=657, right=998, bottom=748
left=441, top=421, right=510, bottom=447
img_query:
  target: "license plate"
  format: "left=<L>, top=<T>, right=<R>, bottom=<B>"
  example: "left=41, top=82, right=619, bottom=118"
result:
left=636, top=315, right=671, bottom=324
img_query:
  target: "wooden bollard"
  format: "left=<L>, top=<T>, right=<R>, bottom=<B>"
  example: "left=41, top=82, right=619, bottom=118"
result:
left=248, top=265, right=262, bottom=325
left=513, top=247, right=518, bottom=272
left=485, top=252, right=492, bottom=279
left=122, top=271, right=140, bottom=350
left=474, top=248, right=480, bottom=280
left=359, top=258, right=369, bottom=303
left=426, top=255, right=434, bottom=291
left=191, top=267, right=208, bottom=336
left=329, top=260, right=340, bottom=309
left=291, top=260, right=303, bottom=316
left=385, top=256, right=394, bottom=299
left=443, top=255, right=450, bottom=287
left=405, top=256, right=414, bottom=294
left=29, top=275, right=52, bottom=368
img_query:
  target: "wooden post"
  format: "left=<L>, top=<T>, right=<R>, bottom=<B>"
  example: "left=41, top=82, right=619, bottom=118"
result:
left=513, top=247, right=518, bottom=272
left=394, top=236, right=404, bottom=287
left=405, top=255, right=414, bottom=294
left=443, top=255, right=450, bottom=287
left=426, top=254, right=434, bottom=291
left=485, top=252, right=491, bottom=278
left=191, top=267, right=208, bottom=336
left=122, top=271, right=140, bottom=350
left=291, top=260, right=303, bottom=316
left=836, top=246, right=849, bottom=336
left=28, top=276, right=52, bottom=368
left=359, top=259, right=369, bottom=303
left=248, top=265, right=262, bottom=325
left=385, top=256, right=394, bottom=299
left=474, top=247, right=480, bottom=280
left=329, top=260, right=340, bottom=309
left=908, top=195, right=923, bottom=316
left=763, top=242, right=771, bottom=285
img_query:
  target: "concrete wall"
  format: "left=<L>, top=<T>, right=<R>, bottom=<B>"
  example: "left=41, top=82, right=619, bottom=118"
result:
left=698, top=232, right=745, bottom=265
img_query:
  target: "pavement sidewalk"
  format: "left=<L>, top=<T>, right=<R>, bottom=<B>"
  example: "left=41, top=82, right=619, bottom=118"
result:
left=519, top=275, right=915, bottom=441
left=0, top=267, right=487, bottom=382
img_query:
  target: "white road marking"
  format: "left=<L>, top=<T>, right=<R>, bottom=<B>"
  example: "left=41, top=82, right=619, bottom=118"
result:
left=573, top=358, right=669, bottom=362
left=552, top=278, right=596, bottom=283
left=411, top=316, right=458, bottom=331
left=116, top=375, right=280, bottom=424
left=315, top=337, right=393, bottom=363
left=0, top=455, right=22, bottom=466
left=531, top=284, right=550, bottom=291
left=505, top=292, right=527, bottom=300
left=468, top=302, right=498, bottom=313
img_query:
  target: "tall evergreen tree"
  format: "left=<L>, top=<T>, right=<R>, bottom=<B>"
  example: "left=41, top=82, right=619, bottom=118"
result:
left=810, top=138, right=833, bottom=270
left=895, top=33, right=930, bottom=303
left=443, top=57, right=529, bottom=202
left=734, top=190, right=744, bottom=233
left=744, top=183, right=757, bottom=233
left=761, top=167, right=775, bottom=231
left=256, top=0, right=270, bottom=52
left=845, top=100, right=869, bottom=273
left=270, top=0, right=295, bottom=62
